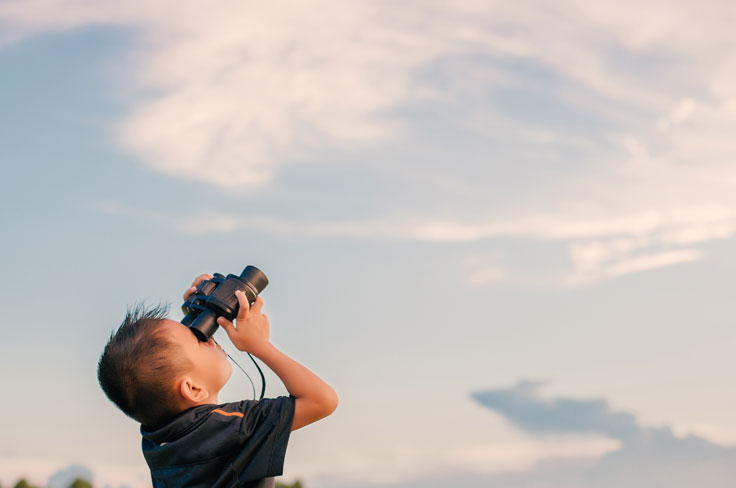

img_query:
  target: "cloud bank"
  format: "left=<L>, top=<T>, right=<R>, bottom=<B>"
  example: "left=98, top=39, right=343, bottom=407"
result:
left=301, top=381, right=736, bottom=488
left=4, top=1, right=736, bottom=284
left=467, top=381, right=736, bottom=488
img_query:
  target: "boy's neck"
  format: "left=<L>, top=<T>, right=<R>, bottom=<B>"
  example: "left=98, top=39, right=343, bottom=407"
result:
left=179, top=393, right=221, bottom=413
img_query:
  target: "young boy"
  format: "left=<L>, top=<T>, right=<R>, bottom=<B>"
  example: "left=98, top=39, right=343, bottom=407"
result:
left=97, top=274, right=338, bottom=488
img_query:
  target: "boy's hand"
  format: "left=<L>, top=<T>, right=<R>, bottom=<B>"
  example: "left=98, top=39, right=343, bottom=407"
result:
left=217, top=291, right=270, bottom=354
left=183, top=273, right=214, bottom=300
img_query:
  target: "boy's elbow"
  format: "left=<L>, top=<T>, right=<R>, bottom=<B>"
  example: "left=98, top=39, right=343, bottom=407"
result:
left=291, top=388, right=338, bottom=431
left=323, top=388, right=339, bottom=415
left=314, top=387, right=339, bottom=419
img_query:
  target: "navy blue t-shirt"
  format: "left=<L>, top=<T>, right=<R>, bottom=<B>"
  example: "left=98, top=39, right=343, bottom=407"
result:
left=141, top=396, right=295, bottom=488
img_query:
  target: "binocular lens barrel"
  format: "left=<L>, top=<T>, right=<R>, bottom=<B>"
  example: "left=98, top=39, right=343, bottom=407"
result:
left=239, top=266, right=269, bottom=302
left=189, top=310, right=218, bottom=342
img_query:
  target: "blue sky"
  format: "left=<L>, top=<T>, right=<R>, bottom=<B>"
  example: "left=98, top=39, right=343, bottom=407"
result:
left=1, top=2, right=736, bottom=487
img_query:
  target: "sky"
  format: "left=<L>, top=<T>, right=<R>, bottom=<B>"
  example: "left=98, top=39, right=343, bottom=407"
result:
left=1, top=1, right=735, bottom=487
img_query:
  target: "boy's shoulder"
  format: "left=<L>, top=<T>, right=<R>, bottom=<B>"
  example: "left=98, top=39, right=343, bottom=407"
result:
left=141, top=396, right=295, bottom=487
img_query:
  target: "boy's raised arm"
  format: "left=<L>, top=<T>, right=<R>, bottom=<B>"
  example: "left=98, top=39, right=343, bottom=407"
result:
left=217, top=291, right=339, bottom=431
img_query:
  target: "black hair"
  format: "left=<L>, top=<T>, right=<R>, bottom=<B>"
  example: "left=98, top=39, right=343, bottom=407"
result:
left=97, top=303, right=191, bottom=428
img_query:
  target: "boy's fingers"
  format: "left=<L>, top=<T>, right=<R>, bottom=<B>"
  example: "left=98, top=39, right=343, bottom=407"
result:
left=235, top=290, right=250, bottom=320
left=191, top=273, right=213, bottom=288
left=251, top=296, right=264, bottom=315
left=183, top=286, right=196, bottom=300
left=184, top=274, right=214, bottom=300
left=217, top=316, right=234, bottom=330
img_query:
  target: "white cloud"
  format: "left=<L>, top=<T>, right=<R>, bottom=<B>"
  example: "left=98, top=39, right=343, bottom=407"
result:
left=98, top=197, right=736, bottom=288
left=658, top=98, right=696, bottom=132
left=447, top=435, right=621, bottom=475
left=289, top=435, right=619, bottom=487
left=460, top=253, right=507, bottom=286
left=4, top=0, right=732, bottom=189
left=6, top=1, right=736, bottom=285
left=603, top=249, right=702, bottom=277
left=1, top=0, right=453, bottom=186
left=672, top=422, right=736, bottom=447
left=114, top=1, right=422, bottom=187
left=463, top=381, right=736, bottom=488
left=465, top=266, right=506, bottom=286
left=95, top=201, right=405, bottom=237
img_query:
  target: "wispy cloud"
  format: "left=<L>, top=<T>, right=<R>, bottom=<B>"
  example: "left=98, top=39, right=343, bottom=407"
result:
left=2, top=0, right=449, bottom=186
left=292, top=416, right=619, bottom=487
left=305, top=381, right=736, bottom=488
left=3, top=1, right=736, bottom=187
left=95, top=201, right=405, bottom=238
left=318, top=382, right=736, bottom=488
left=7, top=1, right=736, bottom=284
left=445, top=435, right=620, bottom=476
left=97, top=198, right=733, bottom=287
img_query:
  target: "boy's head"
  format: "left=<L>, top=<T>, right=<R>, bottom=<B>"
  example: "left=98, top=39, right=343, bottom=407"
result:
left=98, top=304, right=232, bottom=428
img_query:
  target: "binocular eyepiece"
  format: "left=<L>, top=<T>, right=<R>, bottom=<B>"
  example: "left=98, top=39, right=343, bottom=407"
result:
left=181, top=265, right=269, bottom=342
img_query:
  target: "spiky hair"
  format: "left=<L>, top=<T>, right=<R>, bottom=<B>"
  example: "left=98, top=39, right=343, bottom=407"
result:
left=97, top=303, right=191, bottom=428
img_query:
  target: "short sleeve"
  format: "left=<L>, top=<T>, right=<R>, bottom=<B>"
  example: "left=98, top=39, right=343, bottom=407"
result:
left=228, top=395, right=295, bottom=482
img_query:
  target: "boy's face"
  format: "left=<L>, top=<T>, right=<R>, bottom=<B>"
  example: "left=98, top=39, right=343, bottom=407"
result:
left=161, top=319, right=232, bottom=398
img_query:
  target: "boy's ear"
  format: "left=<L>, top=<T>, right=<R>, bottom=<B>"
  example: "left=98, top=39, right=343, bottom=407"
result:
left=178, top=377, right=209, bottom=404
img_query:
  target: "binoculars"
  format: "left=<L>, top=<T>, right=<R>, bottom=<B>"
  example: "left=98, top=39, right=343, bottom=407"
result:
left=181, top=265, right=269, bottom=342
